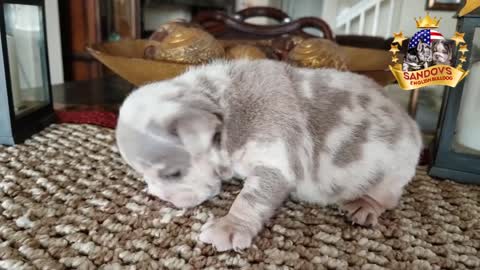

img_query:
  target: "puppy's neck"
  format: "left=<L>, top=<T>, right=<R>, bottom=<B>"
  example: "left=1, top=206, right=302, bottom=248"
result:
left=174, top=61, right=232, bottom=107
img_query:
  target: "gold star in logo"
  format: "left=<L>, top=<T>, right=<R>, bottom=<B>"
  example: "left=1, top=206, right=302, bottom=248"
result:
left=456, top=64, right=464, bottom=70
left=389, top=44, right=400, bottom=55
left=392, top=56, right=399, bottom=63
left=393, top=32, right=407, bottom=45
left=459, top=44, right=469, bottom=54
left=460, top=55, right=467, bottom=63
left=459, top=0, right=480, bottom=17
left=451, top=32, right=466, bottom=46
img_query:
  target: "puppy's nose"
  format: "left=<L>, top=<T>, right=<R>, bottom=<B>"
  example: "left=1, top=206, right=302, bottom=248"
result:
left=168, top=193, right=201, bottom=209
left=207, top=184, right=221, bottom=196
left=216, top=165, right=233, bottom=180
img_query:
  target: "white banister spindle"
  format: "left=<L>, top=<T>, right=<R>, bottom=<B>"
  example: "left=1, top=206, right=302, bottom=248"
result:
left=336, top=0, right=402, bottom=37
left=386, top=0, right=395, bottom=38
left=372, top=0, right=380, bottom=36
left=359, top=12, right=365, bottom=35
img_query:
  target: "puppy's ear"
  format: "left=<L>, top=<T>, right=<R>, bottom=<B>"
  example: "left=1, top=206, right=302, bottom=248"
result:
left=170, top=108, right=222, bottom=155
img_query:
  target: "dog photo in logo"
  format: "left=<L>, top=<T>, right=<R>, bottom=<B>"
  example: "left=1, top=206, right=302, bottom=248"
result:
left=403, top=47, right=422, bottom=71
left=390, top=13, right=469, bottom=90
left=402, top=29, right=453, bottom=71
left=417, top=40, right=433, bottom=68
left=432, top=39, right=454, bottom=66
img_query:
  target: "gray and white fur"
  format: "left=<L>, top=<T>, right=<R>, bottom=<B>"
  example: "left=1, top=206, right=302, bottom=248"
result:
left=116, top=59, right=423, bottom=251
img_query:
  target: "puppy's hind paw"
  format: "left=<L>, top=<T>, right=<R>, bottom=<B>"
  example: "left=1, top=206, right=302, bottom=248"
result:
left=341, top=195, right=385, bottom=227
left=198, top=215, right=254, bottom=252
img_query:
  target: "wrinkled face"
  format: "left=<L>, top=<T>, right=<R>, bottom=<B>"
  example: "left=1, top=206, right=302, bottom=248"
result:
left=417, top=41, right=432, bottom=62
left=116, top=103, right=224, bottom=208
left=432, top=41, right=452, bottom=64
left=406, top=52, right=418, bottom=62
left=405, top=47, right=419, bottom=64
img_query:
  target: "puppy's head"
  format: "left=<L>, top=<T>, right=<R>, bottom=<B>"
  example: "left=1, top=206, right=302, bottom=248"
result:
left=406, top=48, right=418, bottom=62
left=417, top=41, right=432, bottom=62
left=116, top=86, right=223, bottom=208
left=432, top=40, right=453, bottom=65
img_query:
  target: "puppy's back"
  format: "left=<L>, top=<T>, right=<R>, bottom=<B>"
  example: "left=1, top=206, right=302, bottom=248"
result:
left=221, top=60, right=421, bottom=196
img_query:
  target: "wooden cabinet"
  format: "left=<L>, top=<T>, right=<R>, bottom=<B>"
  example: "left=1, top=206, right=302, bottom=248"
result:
left=59, top=0, right=140, bottom=81
left=59, top=0, right=235, bottom=82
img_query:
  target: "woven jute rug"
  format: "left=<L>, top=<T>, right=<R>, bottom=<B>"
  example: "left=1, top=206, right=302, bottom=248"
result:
left=0, top=124, right=479, bottom=270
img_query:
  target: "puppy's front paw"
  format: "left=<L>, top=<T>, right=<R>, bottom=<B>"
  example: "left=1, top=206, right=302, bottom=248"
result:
left=199, top=215, right=254, bottom=252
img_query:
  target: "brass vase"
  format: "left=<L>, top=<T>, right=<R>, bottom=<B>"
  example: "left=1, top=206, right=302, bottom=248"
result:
left=288, top=38, right=348, bottom=70
left=144, top=22, right=225, bottom=64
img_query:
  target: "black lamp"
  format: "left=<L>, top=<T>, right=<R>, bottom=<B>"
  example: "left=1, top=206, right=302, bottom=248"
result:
left=429, top=4, right=480, bottom=184
left=0, top=0, right=55, bottom=145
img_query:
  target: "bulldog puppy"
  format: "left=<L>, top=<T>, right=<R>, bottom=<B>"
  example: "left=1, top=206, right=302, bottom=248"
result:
left=417, top=40, right=433, bottom=69
left=403, top=48, right=422, bottom=71
left=116, top=59, right=423, bottom=251
left=432, top=39, right=453, bottom=66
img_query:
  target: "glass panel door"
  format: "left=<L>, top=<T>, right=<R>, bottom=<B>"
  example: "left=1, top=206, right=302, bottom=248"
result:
left=4, top=3, right=50, bottom=117
left=454, top=27, right=480, bottom=156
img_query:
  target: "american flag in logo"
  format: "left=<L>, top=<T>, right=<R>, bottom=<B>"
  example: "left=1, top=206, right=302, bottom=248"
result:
left=408, top=29, right=444, bottom=49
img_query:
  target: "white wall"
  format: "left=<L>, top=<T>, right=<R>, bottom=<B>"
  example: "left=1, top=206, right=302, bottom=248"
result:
left=321, top=1, right=339, bottom=29
left=398, top=0, right=457, bottom=38
left=279, top=0, right=324, bottom=19
left=143, top=4, right=191, bottom=31
left=45, top=0, right=64, bottom=85
left=236, top=0, right=272, bottom=10
left=236, top=0, right=281, bottom=24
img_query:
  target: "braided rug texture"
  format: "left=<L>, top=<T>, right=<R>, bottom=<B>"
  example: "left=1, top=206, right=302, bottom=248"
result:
left=0, top=124, right=479, bottom=270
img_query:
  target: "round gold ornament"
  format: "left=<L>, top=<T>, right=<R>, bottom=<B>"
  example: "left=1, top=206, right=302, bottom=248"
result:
left=288, top=38, right=348, bottom=70
left=144, top=22, right=224, bottom=64
left=271, top=35, right=305, bottom=59
left=225, top=45, right=267, bottom=60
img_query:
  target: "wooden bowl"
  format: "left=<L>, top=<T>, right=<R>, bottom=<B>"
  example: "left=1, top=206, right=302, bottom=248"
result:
left=87, top=40, right=191, bottom=86
left=88, top=38, right=396, bottom=87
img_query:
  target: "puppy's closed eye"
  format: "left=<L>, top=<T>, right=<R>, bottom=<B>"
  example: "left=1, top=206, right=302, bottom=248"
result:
left=158, top=169, right=183, bottom=180
left=212, top=131, right=221, bottom=146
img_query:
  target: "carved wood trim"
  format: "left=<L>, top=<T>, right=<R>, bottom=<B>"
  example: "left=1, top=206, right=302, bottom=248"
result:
left=193, top=9, right=334, bottom=40
left=235, top=6, right=290, bottom=23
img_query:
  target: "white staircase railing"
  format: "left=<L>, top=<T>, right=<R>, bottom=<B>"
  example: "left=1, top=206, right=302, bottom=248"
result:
left=336, top=0, right=397, bottom=38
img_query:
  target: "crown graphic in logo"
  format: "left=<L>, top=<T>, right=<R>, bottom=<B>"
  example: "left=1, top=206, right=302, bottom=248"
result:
left=415, top=13, right=441, bottom=28
left=388, top=12, right=470, bottom=91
